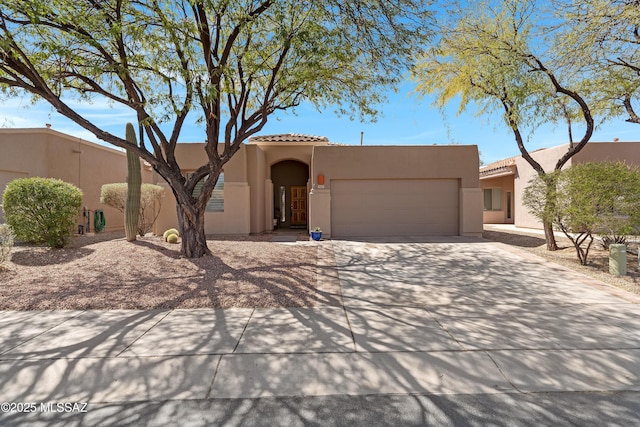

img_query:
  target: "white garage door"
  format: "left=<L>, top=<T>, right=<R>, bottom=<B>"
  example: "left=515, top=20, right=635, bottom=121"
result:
left=331, top=179, right=459, bottom=237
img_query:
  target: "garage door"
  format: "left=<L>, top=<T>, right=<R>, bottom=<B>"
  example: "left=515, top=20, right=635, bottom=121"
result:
left=331, top=179, right=459, bottom=237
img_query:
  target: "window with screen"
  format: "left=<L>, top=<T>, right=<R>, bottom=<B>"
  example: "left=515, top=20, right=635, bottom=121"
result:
left=187, top=172, right=224, bottom=212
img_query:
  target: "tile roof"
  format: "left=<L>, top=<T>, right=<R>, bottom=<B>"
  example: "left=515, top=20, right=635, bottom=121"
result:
left=479, top=156, right=518, bottom=177
left=248, top=133, right=329, bottom=143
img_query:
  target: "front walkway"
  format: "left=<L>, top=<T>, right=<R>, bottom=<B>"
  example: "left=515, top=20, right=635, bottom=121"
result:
left=1, top=238, right=639, bottom=425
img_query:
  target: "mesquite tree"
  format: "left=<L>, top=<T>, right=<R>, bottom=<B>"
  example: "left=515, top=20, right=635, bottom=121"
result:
left=0, top=0, right=433, bottom=257
left=412, top=0, right=594, bottom=251
left=556, top=0, right=640, bottom=126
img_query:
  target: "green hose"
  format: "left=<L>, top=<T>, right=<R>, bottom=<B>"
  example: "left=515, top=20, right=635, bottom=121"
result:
left=94, top=209, right=106, bottom=232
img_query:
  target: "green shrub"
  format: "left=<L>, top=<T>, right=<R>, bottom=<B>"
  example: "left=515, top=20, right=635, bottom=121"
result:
left=2, top=177, right=83, bottom=248
left=166, top=233, right=179, bottom=244
left=163, top=228, right=180, bottom=241
left=0, top=224, right=14, bottom=267
left=525, top=162, right=640, bottom=265
left=100, top=183, right=164, bottom=236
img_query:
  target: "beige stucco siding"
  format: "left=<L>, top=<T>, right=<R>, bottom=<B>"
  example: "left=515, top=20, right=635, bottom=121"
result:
left=153, top=143, right=252, bottom=235
left=572, top=142, right=640, bottom=165
left=0, top=128, right=152, bottom=231
left=246, top=144, right=267, bottom=234
left=310, top=145, right=482, bottom=238
left=153, top=142, right=321, bottom=235
left=513, top=145, right=568, bottom=229
left=311, top=145, right=479, bottom=187
left=514, top=142, right=640, bottom=229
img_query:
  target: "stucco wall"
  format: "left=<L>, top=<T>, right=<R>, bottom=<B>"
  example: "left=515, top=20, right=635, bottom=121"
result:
left=513, top=142, right=640, bottom=229
left=151, top=142, right=319, bottom=236
left=309, top=145, right=482, bottom=237
left=113, top=140, right=485, bottom=238
left=311, top=145, right=479, bottom=187
left=0, top=128, right=153, bottom=232
left=513, top=145, right=569, bottom=229
left=572, top=141, right=640, bottom=165
left=153, top=143, right=252, bottom=235
left=261, top=146, right=312, bottom=176
left=246, top=144, right=267, bottom=234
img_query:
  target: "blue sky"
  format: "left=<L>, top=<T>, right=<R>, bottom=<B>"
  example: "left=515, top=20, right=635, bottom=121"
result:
left=1, top=80, right=637, bottom=165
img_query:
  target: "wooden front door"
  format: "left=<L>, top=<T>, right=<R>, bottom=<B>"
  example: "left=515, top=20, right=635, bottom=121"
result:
left=290, top=185, right=307, bottom=226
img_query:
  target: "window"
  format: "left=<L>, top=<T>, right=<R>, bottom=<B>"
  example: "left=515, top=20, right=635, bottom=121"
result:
left=483, top=188, right=501, bottom=211
left=187, top=172, right=224, bottom=212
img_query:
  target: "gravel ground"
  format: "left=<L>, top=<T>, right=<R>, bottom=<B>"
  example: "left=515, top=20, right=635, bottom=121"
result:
left=3, top=228, right=637, bottom=311
left=483, top=228, right=640, bottom=296
left=0, top=232, right=341, bottom=310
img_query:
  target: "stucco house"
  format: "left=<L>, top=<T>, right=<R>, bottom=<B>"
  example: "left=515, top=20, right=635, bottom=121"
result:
left=1, top=128, right=484, bottom=239
left=480, top=141, right=640, bottom=229
left=154, top=134, right=483, bottom=238
left=0, top=128, right=154, bottom=230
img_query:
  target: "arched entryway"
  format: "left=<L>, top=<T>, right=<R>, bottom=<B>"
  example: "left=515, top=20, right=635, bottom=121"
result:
left=271, top=160, right=309, bottom=229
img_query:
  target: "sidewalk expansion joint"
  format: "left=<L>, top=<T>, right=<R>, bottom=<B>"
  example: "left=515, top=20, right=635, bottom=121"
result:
left=205, top=354, right=224, bottom=399
left=115, top=309, right=173, bottom=357
left=232, top=308, right=255, bottom=354
left=484, top=350, right=523, bottom=393
left=0, top=309, right=88, bottom=356
left=424, top=308, right=467, bottom=352
left=341, top=305, right=357, bottom=352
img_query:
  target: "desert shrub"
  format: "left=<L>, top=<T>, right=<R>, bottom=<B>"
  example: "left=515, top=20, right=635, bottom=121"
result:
left=0, top=224, right=14, bottom=267
left=100, top=183, right=128, bottom=211
left=525, top=162, right=640, bottom=265
left=600, top=234, right=627, bottom=250
left=100, top=183, right=164, bottom=235
left=2, top=177, right=83, bottom=248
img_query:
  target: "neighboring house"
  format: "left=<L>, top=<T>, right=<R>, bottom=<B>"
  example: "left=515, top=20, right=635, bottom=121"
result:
left=1, top=128, right=484, bottom=239
left=480, top=141, right=640, bottom=229
left=0, top=128, right=154, bottom=230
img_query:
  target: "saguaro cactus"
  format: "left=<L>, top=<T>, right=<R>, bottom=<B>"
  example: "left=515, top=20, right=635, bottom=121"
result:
left=125, top=123, right=141, bottom=242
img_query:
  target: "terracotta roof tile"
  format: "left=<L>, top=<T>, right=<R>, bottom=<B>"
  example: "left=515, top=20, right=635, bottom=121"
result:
left=248, top=133, right=329, bottom=143
left=479, top=155, right=518, bottom=177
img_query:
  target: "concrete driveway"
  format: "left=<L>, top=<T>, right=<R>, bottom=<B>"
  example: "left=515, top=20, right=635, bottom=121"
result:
left=1, top=237, right=639, bottom=426
left=333, top=238, right=640, bottom=391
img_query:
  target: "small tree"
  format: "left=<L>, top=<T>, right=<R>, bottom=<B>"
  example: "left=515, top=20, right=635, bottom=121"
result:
left=101, top=183, right=164, bottom=236
left=524, top=162, right=640, bottom=265
left=2, top=178, right=83, bottom=248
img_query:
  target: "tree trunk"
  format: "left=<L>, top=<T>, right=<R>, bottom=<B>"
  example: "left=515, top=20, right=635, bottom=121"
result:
left=543, top=220, right=558, bottom=251
left=542, top=174, right=559, bottom=251
left=176, top=202, right=211, bottom=258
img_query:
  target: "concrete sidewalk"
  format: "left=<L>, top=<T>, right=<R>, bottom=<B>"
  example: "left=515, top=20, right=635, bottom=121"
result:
left=1, top=239, right=640, bottom=425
